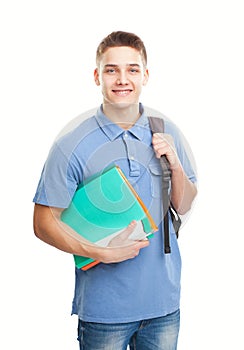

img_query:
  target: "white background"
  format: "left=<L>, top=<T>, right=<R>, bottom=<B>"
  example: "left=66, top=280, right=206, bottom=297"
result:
left=1, top=0, right=244, bottom=349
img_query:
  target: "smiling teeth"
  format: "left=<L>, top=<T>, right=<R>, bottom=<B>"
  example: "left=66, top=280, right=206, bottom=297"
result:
left=113, top=90, right=131, bottom=96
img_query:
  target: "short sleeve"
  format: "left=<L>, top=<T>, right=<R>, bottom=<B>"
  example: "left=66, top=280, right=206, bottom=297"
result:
left=33, top=142, right=79, bottom=208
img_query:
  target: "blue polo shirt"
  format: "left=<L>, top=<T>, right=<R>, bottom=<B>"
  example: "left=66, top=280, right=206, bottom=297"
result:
left=33, top=104, right=196, bottom=323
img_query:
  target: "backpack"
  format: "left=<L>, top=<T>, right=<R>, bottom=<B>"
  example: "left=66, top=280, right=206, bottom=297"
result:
left=148, top=117, right=181, bottom=254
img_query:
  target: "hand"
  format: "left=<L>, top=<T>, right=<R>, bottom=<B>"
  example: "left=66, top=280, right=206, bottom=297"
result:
left=152, top=133, right=180, bottom=170
left=99, top=221, right=150, bottom=263
left=108, top=220, right=147, bottom=247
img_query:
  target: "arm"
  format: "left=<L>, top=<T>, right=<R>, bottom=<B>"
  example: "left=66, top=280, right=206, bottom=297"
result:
left=33, top=204, right=149, bottom=263
left=152, top=133, right=197, bottom=215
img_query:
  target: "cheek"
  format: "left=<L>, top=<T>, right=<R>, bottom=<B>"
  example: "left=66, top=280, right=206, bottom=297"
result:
left=99, top=78, right=107, bottom=89
left=135, top=83, right=143, bottom=93
left=100, top=81, right=112, bottom=99
left=134, top=76, right=146, bottom=89
left=101, top=76, right=113, bottom=89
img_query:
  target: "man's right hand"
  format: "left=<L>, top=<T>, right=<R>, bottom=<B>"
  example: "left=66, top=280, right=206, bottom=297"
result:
left=99, top=221, right=150, bottom=263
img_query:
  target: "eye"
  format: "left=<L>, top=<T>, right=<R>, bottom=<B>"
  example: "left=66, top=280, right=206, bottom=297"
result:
left=129, top=68, right=140, bottom=74
left=105, top=68, right=116, bottom=74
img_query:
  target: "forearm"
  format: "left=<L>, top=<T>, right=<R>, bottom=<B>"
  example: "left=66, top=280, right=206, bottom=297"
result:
left=170, top=165, right=197, bottom=215
left=152, top=133, right=197, bottom=214
left=33, top=204, right=149, bottom=264
left=33, top=204, right=100, bottom=258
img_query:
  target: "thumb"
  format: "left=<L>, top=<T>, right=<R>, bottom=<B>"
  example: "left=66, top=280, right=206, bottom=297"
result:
left=118, top=221, right=137, bottom=240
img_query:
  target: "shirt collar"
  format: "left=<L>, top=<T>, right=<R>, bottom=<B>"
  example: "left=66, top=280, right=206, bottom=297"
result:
left=95, top=103, right=148, bottom=141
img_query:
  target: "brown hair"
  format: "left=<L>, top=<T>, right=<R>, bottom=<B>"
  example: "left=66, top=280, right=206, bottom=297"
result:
left=96, top=31, right=147, bottom=67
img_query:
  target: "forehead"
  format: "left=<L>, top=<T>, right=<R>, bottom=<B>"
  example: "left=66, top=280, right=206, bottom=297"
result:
left=99, top=46, right=144, bottom=67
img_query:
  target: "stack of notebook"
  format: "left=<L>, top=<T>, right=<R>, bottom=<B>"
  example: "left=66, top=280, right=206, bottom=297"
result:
left=61, top=165, right=157, bottom=270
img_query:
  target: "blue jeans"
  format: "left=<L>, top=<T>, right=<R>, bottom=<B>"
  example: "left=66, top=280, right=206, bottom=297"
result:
left=77, top=309, right=180, bottom=350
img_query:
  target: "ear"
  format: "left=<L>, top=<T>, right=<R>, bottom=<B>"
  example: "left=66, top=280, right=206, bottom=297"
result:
left=142, top=69, right=149, bottom=86
left=94, top=68, right=100, bottom=86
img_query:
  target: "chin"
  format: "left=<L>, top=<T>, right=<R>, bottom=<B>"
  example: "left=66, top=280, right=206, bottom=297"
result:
left=106, top=99, right=139, bottom=109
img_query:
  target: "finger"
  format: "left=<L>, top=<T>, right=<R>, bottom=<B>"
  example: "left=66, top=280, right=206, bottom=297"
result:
left=152, top=133, right=165, bottom=145
left=153, top=144, right=169, bottom=159
left=118, top=244, right=148, bottom=261
left=134, top=239, right=150, bottom=249
left=155, top=132, right=164, bottom=138
left=153, top=133, right=174, bottom=148
left=104, top=239, right=150, bottom=263
left=129, top=240, right=150, bottom=259
left=118, top=221, right=137, bottom=240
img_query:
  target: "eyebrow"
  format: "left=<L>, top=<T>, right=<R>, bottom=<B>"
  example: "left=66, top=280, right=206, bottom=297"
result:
left=104, top=63, right=141, bottom=68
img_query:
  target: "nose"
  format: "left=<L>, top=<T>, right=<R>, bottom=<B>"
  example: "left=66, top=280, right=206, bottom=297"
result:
left=116, top=70, right=128, bottom=85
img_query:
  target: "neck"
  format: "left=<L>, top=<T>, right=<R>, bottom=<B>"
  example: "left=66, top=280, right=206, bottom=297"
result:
left=102, top=103, right=140, bottom=130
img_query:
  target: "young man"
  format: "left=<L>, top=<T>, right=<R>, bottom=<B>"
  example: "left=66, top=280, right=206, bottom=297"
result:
left=33, top=31, right=197, bottom=349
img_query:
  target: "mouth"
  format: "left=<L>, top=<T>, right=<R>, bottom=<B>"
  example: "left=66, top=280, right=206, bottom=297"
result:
left=112, top=89, right=133, bottom=96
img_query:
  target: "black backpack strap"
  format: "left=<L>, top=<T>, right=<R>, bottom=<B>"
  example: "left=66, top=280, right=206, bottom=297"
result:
left=148, top=116, right=181, bottom=253
left=169, top=204, right=181, bottom=239
left=148, top=116, right=171, bottom=254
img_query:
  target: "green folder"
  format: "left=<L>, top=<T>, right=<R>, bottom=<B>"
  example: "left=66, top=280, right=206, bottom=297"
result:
left=61, top=165, right=157, bottom=270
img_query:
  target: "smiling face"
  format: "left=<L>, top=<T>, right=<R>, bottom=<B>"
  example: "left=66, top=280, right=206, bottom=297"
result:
left=94, top=46, right=149, bottom=111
